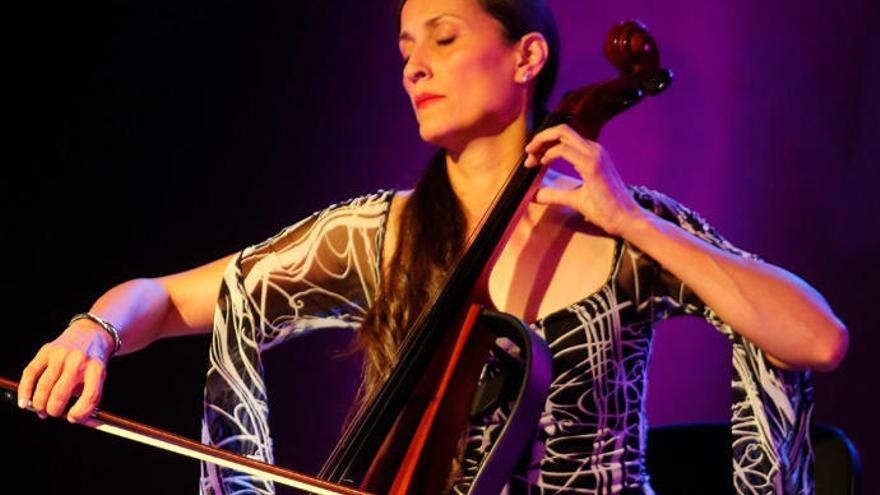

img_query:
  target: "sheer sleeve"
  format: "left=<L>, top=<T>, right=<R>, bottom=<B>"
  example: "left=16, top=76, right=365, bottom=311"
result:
left=199, top=190, right=394, bottom=495
left=627, top=184, right=763, bottom=331
left=238, top=190, right=393, bottom=351
left=627, top=185, right=815, bottom=494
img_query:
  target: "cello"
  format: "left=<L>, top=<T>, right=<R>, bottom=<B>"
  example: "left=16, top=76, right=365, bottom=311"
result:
left=2, top=19, right=671, bottom=494
left=319, top=19, right=672, bottom=495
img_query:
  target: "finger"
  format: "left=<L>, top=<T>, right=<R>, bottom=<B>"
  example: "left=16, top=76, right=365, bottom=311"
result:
left=525, top=144, right=574, bottom=168
left=537, top=141, right=593, bottom=169
left=525, top=124, right=592, bottom=155
left=31, top=358, right=65, bottom=419
left=542, top=144, right=611, bottom=185
left=523, top=151, right=544, bottom=168
left=537, top=142, right=569, bottom=166
left=525, top=146, right=558, bottom=168
left=533, top=186, right=579, bottom=209
left=526, top=128, right=602, bottom=161
left=525, top=123, right=569, bottom=149
left=524, top=125, right=566, bottom=159
left=18, top=346, right=50, bottom=409
left=525, top=126, right=573, bottom=167
left=45, top=357, right=87, bottom=418
left=67, top=360, right=105, bottom=423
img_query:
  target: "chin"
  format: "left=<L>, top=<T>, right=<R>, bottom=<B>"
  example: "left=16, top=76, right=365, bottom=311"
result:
left=418, top=108, right=518, bottom=150
left=417, top=120, right=461, bottom=149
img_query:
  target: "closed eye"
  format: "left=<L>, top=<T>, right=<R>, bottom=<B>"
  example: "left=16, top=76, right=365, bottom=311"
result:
left=401, top=37, right=456, bottom=67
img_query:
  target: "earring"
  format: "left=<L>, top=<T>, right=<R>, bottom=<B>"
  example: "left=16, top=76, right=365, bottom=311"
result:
left=521, top=71, right=531, bottom=83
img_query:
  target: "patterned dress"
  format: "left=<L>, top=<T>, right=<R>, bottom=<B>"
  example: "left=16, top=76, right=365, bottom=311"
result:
left=199, top=186, right=814, bottom=495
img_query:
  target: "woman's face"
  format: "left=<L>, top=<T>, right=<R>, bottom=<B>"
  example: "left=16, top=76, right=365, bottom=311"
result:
left=399, top=0, right=526, bottom=151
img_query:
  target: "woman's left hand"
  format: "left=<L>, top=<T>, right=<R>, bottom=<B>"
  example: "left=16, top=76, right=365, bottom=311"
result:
left=524, top=123, right=647, bottom=237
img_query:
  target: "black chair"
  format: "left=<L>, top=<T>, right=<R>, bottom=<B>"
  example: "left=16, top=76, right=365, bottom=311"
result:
left=645, top=422, right=861, bottom=495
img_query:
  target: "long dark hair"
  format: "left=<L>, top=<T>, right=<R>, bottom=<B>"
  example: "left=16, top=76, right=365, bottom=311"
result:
left=354, top=0, right=560, bottom=403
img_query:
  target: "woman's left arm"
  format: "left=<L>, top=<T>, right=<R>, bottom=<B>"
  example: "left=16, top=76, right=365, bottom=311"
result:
left=524, top=124, right=849, bottom=372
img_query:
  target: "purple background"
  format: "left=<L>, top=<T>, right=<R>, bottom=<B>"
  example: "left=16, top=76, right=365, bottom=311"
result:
left=3, top=0, right=876, bottom=493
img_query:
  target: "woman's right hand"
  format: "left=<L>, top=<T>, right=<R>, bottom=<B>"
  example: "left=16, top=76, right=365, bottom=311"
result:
left=18, top=320, right=115, bottom=423
left=15, top=253, right=236, bottom=423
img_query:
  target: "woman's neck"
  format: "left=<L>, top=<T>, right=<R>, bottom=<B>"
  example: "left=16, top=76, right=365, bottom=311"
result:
left=445, top=113, right=530, bottom=233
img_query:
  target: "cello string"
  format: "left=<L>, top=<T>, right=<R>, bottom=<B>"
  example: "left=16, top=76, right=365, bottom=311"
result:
left=334, top=116, right=552, bottom=445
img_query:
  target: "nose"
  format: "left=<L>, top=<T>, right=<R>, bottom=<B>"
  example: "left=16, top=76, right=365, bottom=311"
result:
left=403, top=45, right=431, bottom=85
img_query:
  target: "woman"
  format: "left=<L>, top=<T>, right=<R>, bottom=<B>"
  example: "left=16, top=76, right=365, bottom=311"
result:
left=18, top=0, right=847, bottom=493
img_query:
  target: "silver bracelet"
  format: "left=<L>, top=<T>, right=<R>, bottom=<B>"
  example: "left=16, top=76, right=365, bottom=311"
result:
left=70, top=312, right=123, bottom=356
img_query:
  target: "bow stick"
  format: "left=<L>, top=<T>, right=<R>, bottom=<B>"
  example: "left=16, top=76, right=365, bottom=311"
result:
left=0, top=375, right=372, bottom=495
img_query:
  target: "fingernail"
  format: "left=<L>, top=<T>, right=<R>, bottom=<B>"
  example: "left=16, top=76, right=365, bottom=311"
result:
left=18, top=397, right=25, bottom=409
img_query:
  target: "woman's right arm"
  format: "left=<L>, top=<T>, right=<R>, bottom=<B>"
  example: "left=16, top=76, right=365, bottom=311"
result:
left=17, top=252, right=237, bottom=424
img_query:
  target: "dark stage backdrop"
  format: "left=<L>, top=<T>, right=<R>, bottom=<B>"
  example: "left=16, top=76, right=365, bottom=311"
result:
left=3, top=1, right=876, bottom=493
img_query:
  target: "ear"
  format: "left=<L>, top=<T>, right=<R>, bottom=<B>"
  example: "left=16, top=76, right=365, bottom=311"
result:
left=514, top=32, right=549, bottom=84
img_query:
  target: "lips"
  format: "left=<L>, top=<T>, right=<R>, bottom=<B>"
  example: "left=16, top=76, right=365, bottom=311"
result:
left=415, top=93, right=444, bottom=109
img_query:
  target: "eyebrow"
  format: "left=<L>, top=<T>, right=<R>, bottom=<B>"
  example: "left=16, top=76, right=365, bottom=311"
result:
left=399, top=14, right=462, bottom=42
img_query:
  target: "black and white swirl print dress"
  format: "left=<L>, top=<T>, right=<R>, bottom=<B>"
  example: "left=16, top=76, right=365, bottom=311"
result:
left=198, top=187, right=814, bottom=495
